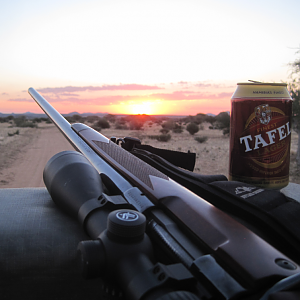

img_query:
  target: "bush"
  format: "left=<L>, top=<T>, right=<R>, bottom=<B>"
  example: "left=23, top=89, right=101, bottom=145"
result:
left=186, top=122, right=199, bottom=135
left=223, top=128, right=230, bottom=135
left=104, top=114, right=116, bottom=123
left=8, top=130, right=19, bottom=137
left=148, top=134, right=171, bottom=142
left=215, top=112, right=230, bottom=129
left=115, top=122, right=129, bottom=130
left=157, top=134, right=171, bottom=142
left=32, top=118, right=43, bottom=123
left=172, top=123, right=183, bottom=133
left=173, top=128, right=183, bottom=133
left=95, top=118, right=110, bottom=129
left=14, top=116, right=37, bottom=128
left=195, top=136, right=208, bottom=143
left=160, top=128, right=170, bottom=134
left=161, top=120, right=175, bottom=130
left=86, top=115, right=100, bottom=123
left=129, top=121, right=143, bottom=130
left=182, top=113, right=207, bottom=125
left=0, top=115, right=14, bottom=123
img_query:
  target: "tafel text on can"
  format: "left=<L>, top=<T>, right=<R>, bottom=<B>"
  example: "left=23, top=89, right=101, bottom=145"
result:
left=229, top=81, right=293, bottom=189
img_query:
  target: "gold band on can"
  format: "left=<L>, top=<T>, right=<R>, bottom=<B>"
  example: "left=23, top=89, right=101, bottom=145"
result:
left=229, top=81, right=293, bottom=189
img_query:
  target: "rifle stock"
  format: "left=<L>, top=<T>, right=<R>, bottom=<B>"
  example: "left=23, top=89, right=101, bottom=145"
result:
left=29, top=87, right=300, bottom=300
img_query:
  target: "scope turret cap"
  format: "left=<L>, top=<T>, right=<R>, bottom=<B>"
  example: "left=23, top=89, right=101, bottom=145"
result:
left=107, top=209, right=146, bottom=241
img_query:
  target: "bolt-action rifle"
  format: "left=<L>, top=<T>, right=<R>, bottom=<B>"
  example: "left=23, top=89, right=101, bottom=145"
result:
left=28, top=87, right=300, bottom=300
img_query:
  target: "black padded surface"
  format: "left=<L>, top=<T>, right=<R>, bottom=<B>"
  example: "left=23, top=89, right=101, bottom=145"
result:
left=0, top=188, right=101, bottom=299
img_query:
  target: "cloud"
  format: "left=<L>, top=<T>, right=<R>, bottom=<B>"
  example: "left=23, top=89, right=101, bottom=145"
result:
left=194, top=82, right=236, bottom=89
left=217, top=92, right=233, bottom=98
left=8, top=98, right=33, bottom=102
left=194, top=83, right=212, bottom=88
left=1, top=92, right=8, bottom=96
left=148, top=91, right=232, bottom=101
left=37, top=84, right=163, bottom=94
left=60, top=93, right=80, bottom=97
left=8, top=91, right=232, bottom=105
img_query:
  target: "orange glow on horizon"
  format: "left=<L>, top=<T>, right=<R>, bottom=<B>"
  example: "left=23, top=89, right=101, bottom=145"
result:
left=130, top=102, right=154, bottom=115
left=3, top=95, right=231, bottom=116
left=106, top=100, right=173, bottom=116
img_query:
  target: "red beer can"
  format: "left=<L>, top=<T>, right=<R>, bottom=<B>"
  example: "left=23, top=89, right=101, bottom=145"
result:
left=229, top=81, right=293, bottom=189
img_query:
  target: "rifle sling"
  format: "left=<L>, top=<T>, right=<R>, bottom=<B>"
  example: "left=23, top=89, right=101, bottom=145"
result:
left=132, top=143, right=196, bottom=172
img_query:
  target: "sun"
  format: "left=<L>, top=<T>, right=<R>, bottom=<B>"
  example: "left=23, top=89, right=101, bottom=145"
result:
left=131, top=102, right=153, bottom=115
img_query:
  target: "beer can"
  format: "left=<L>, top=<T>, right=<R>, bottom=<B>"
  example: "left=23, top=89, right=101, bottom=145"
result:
left=229, top=81, right=293, bottom=189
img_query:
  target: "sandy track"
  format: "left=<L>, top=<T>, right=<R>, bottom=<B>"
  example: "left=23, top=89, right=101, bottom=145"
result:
left=0, top=125, right=74, bottom=188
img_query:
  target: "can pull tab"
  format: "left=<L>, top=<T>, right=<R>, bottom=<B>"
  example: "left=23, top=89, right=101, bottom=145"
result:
left=248, top=80, right=262, bottom=83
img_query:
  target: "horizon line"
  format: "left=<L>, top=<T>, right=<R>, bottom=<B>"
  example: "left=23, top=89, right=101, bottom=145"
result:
left=0, top=111, right=222, bottom=117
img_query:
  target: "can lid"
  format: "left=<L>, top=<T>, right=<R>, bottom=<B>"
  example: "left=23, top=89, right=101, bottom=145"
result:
left=237, top=80, right=287, bottom=87
left=232, top=80, right=291, bottom=99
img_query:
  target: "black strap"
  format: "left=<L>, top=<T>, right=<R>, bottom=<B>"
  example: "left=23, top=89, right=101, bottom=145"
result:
left=134, top=144, right=196, bottom=171
left=119, top=137, right=196, bottom=171
left=131, top=147, right=226, bottom=184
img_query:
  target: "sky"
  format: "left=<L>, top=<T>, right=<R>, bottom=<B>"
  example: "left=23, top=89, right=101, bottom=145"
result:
left=1, top=0, right=300, bottom=116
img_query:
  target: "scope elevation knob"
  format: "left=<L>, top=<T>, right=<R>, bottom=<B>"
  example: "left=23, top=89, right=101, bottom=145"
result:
left=107, top=209, right=146, bottom=242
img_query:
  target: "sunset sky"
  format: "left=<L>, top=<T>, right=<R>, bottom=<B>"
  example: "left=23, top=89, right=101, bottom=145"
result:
left=1, top=0, right=300, bottom=116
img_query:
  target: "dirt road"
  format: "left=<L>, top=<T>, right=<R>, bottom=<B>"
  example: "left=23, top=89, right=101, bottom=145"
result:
left=0, top=125, right=74, bottom=188
left=1, top=121, right=299, bottom=188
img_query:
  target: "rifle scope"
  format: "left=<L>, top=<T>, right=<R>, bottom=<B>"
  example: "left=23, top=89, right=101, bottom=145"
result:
left=43, top=150, right=110, bottom=237
left=43, top=150, right=199, bottom=300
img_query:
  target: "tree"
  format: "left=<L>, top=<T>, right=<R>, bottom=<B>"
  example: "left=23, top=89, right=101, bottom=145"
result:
left=96, top=118, right=110, bottom=129
left=186, top=122, right=199, bottom=135
left=288, top=47, right=300, bottom=165
left=104, top=114, right=116, bottom=123
left=92, top=117, right=110, bottom=131
left=215, top=112, right=230, bottom=129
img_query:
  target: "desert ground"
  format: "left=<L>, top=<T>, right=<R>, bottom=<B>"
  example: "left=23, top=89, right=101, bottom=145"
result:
left=0, top=121, right=299, bottom=188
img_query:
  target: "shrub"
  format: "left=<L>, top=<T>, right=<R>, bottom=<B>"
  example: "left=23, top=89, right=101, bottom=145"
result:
left=186, top=122, right=199, bottom=135
left=104, top=114, right=116, bottom=123
left=157, top=134, right=171, bottom=142
left=223, top=128, right=230, bottom=135
left=115, top=122, right=129, bottom=130
left=172, top=123, right=183, bottom=133
left=160, top=128, right=169, bottom=134
left=215, top=112, right=230, bottom=129
left=161, top=120, right=175, bottom=130
left=0, top=116, right=14, bottom=123
left=73, top=114, right=84, bottom=122
left=8, top=130, right=19, bottom=137
left=148, top=134, right=171, bottom=142
left=32, top=118, right=43, bottom=123
left=129, top=121, right=143, bottom=130
left=86, top=115, right=100, bottom=123
left=95, top=118, right=110, bottom=129
left=14, top=116, right=37, bottom=128
left=195, top=136, right=208, bottom=143
left=173, top=128, right=183, bottom=133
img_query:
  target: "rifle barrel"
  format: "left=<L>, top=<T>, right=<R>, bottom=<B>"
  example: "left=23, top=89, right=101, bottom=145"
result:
left=28, top=87, right=132, bottom=193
